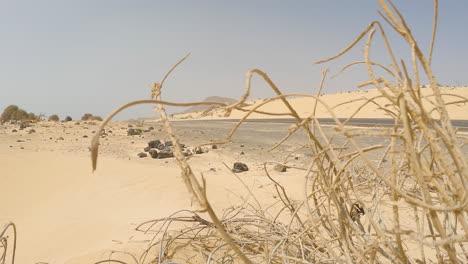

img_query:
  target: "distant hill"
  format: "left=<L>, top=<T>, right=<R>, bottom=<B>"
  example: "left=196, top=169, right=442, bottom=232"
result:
left=178, top=96, right=237, bottom=114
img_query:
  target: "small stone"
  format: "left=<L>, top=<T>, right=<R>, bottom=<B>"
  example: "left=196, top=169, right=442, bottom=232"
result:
left=57, top=137, right=64, bottom=140
left=20, top=147, right=24, bottom=149
left=148, top=126, right=154, bottom=130
left=212, top=144, right=218, bottom=149
left=16, top=140, right=25, bottom=142
left=148, top=140, right=162, bottom=148
left=11, top=129, right=17, bottom=133
left=148, top=149, right=158, bottom=159
left=158, top=148, right=174, bottom=159
left=240, top=145, right=245, bottom=147
left=164, top=141, right=173, bottom=147
left=232, top=162, right=248, bottom=173
left=273, top=164, right=288, bottom=172
left=157, top=144, right=165, bottom=150
left=144, top=146, right=151, bottom=152
left=137, top=152, right=147, bottom=158
left=195, top=146, right=203, bottom=154
left=83, top=135, right=88, bottom=138
left=182, top=149, right=192, bottom=157
left=240, top=151, right=245, bottom=155
left=127, top=128, right=142, bottom=136
left=28, top=129, right=36, bottom=134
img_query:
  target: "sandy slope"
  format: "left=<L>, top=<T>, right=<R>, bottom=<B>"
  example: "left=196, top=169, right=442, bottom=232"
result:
left=173, top=87, right=468, bottom=120
left=0, top=121, right=310, bottom=263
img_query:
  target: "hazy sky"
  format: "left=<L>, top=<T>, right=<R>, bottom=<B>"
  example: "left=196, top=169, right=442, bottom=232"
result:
left=1, top=0, right=467, bottom=120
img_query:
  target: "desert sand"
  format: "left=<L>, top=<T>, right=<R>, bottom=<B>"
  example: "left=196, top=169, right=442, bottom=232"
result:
left=0, top=119, right=325, bottom=263
left=1, top=87, right=467, bottom=263
left=173, top=87, right=468, bottom=120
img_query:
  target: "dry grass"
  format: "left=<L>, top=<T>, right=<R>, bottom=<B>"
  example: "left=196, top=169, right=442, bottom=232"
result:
left=88, top=0, right=468, bottom=263
left=2, top=0, right=467, bottom=263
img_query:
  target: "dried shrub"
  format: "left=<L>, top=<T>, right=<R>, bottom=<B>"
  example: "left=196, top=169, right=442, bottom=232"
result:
left=90, top=1, right=468, bottom=262
left=64, top=116, right=72, bottom=122
left=48, top=114, right=60, bottom=122
left=1, top=105, right=39, bottom=124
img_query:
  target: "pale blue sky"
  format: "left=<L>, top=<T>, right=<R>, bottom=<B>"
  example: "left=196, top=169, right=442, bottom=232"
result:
left=1, top=1, right=467, bottom=120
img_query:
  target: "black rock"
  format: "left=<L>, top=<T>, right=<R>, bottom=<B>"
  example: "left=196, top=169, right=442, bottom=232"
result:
left=83, top=135, right=88, bottom=138
left=148, top=149, right=158, bottom=158
left=28, top=129, right=36, bottom=134
left=157, top=144, right=166, bottom=150
left=164, top=141, right=173, bottom=147
left=144, top=146, right=151, bottom=152
left=232, top=162, right=248, bottom=173
left=212, top=144, right=218, bottom=149
left=158, top=148, right=174, bottom=159
left=148, top=140, right=162, bottom=148
left=138, top=152, right=148, bottom=158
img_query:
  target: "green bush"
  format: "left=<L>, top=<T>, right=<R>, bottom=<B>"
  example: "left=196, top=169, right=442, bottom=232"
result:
left=65, top=116, right=72, bottom=121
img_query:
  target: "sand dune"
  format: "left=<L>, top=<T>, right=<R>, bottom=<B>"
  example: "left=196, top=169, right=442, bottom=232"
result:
left=173, top=87, right=468, bottom=120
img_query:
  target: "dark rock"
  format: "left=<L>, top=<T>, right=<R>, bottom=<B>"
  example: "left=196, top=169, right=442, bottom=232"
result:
left=137, top=152, right=147, bottom=158
left=143, top=130, right=150, bottom=133
left=17, top=140, right=25, bottom=142
left=157, top=144, right=166, bottom=150
left=148, top=126, right=154, bottom=130
left=11, top=129, right=17, bottom=133
left=57, top=137, right=64, bottom=140
left=232, top=162, right=248, bottom=173
left=28, top=129, right=36, bottom=134
left=20, top=147, right=24, bottom=149
left=127, top=128, right=142, bottom=136
left=144, top=146, right=151, bottom=152
left=164, top=141, right=173, bottom=147
left=107, top=130, right=113, bottom=133
left=212, top=144, right=218, bottom=149
left=83, top=135, right=88, bottom=138
left=240, top=151, right=245, bottom=155
left=148, top=140, right=162, bottom=148
left=273, top=164, right=288, bottom=172
left=19, top=124, right=28, bottom=130
left=148, top=149, right=158, bottom=159
left=158, top=148, right=174, bottom=159
left=128, top=124, right=133, bottom=127
left=240, top=145, right=245, bottom=147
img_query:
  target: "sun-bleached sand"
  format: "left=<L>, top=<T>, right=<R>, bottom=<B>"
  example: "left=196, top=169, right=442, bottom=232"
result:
left=1, top=120, right=312, bottom=263
left=1, top=87, right=467, bottom=263
left=173, top=87, right=468, bottom=120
